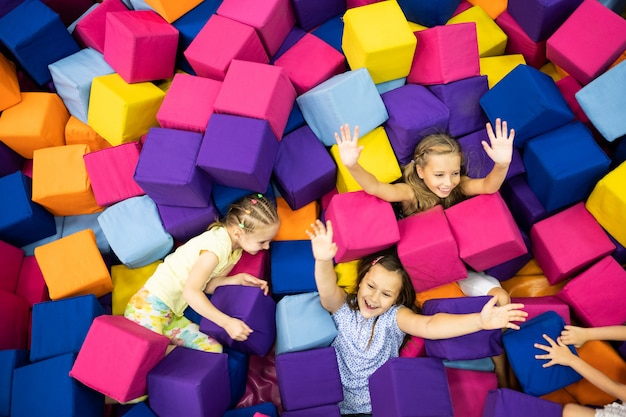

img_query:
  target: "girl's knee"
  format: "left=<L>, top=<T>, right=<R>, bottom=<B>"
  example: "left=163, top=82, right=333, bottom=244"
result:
left=563, top=403, right=596, bottom=417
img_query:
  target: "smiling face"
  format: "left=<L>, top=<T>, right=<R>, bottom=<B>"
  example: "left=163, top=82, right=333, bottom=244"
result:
left=237, top=222, right=280, bottom=255
left=416, top=153, right=462, bottom=199
left=356, top=264, right=403, bottom=319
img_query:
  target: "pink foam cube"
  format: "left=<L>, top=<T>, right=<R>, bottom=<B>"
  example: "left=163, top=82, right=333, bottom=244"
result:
left=217, top=0, right=296, bottom=57
left=557, top=256, right=626, bottom=327
left=69, top=315, right=170, bottom=403
left=555, top=76, right=589, bottom=124
left=530, top=202, right=616, bottom=285
left=0, top=290, right=30, bottom=350
left=103, top=10, right=179, bottom=83
left=83, top=141, right=145, bottom=207
left=397, top=206, right=467, bottom=292
left=228, top=250, right=269, bottom=281
left=273, top=33, right=346, bottom=95
left=183, top=14, right=268, bottom=81
left=546, top=0, right=626, bottom=85
left=446, top=367, right=498, bottom=417
left=324, top=191, right=400, bottom=263
left=496, top=11, right=547, bottom=69
left=0, top=239, right=24, bottom=293
left=73, top=0, right=129, bottom=53
left=407, top=22, right=480, bottom=85
left=156, top=73, right=222, bottom=133
left=15, top=255, right=50, bottom=307
left=445, top=193, right=527, bottom=271
left=213, top=59, right=296, bottom=139
left=510, top=296, right=571, bottom=325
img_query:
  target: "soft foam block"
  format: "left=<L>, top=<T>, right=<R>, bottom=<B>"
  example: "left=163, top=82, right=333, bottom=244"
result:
left=510, top=295, right=570, bottom=324
left=396, top=0, right=461, bottom=27
left=458, top=128, right=525, bottom=181
left=507, top=0, right=581, bottom=42
left=270, top=240, right=317, bottom=295
left=0, top=240, right=23, bottom=294
left=290, top=0, right=345, bottom=31
left=447, top=5, right=507, bottom=57
left=499, top=174, right=547, bottom=234
left=156, top=203, right=220, bottom=244
left=586, top=161, right=626, bottom=247
left=72, top=0, right=130, bottom=53
left=144, top=0, right=202, bottom=23
left=111, top=261, right=160, bottom=316
left=495, top=11, right=547, bottom=69
left=445, top=367, right=498, bottom=417
left=482, top=388, right=563, bottom=417
left=0, top=291, right=30, bottom=350
left=273, top=198, right=318, bottom=241
left=0, top=52, right=21, bottom=111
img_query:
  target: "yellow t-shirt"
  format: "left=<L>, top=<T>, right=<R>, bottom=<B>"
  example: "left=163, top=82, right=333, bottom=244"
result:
left=143, top=227, right=243, bottom=316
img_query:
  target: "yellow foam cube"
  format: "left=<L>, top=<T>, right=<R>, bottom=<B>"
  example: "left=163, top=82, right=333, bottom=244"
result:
left=330, top=126, right=402, bottom=194
left=335, top=259, right=358, bottom=290
left=88, top=73, right=165, bottom=146
left=586, top=161, right=626, bottom=247
left=274, top=197, right=319, bottom=241
left=0, top=52, right=20, bottom=111
left=111, top=261, right=161, bottom=315
left=480, top=55, right=526, bottom=88
left=540, top=62, right=566, bottom=82
left=144, top=0, right=202, bottom=23
left=342, top=0, right=417, bottom=84
left=447, top=5, right=507, bottom=57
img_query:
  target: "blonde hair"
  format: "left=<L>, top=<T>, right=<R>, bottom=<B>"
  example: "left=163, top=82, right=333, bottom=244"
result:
left=209, top=193, right=279, bottom=233
left=401, top=133, right=467, bottom=216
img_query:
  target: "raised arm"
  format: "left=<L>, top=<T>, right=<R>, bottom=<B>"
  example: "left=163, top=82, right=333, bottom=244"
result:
left=334, top=124, right=414, bottom=204
left=397, top=296, right=526, bottom=339
left=306, top=219, right=346, bottom=313
left=461, top=118, right=514, bottom=196
left=561, top=325, right=626, bottom=348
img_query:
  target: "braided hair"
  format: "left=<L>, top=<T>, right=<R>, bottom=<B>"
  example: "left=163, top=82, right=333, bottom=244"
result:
left=209, top=193, right=279, bottom=233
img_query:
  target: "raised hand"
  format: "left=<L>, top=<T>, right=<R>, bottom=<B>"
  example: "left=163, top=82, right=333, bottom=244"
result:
left=334, top=124, right=363, bottom=168
left=306, top=219, right=338, bottom=262
left=480, top=296, right=527, bottom=330
left=483, top=118, right=514, bottom=166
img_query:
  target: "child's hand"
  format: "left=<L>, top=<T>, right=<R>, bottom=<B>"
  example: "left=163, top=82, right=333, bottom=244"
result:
left=483, top=118, right=514, bottom=166
left=234, top=273, right=269, bottom=295
left=534, top=334, right=577, bottom=368
left=306, top=219, right=338, bottom=262
left=224, top=317, right=253, bottom=342
left=480, top=296, right=527, bottom=330
left=560, top=325, right=588, bottom=348
left=334, top=124, right=363, bottom=168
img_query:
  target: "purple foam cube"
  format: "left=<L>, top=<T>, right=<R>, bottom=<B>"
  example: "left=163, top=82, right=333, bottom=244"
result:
left=458, top=128, right=525, bottom=180
left=0, top=141, right=24, bottom=178
left=482, top=388, right=563, bottom=417
left=507, top=0, right=582, bottom=42
left=281, top=404, right=341, bottom=417
left=485, top=228, right=533, bottom=281
left=290, top=0, right=345, bottom=31
left=156, top=202, right=220, bottom=243
left=499, top=175, right=548, bottom=234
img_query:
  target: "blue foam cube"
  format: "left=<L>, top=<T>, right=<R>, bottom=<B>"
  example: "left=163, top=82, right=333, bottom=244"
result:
left=270, top=240, right=317, bottom=295
left=0, top=349, right=28, bottom=417
left=397, top=0, right=462, bottom=27
left=223, top=402, right=278, bottom=417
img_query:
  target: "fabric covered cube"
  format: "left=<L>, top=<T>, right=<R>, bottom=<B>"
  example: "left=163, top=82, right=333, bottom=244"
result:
left=408, top=22, right=479, bottom=85
left=69, top=315, right=170, bottom=403
left=296, top=68, right=389, bottom=146
left=0, top=92, right=69, bottom=159
left=499, top=174, right=547, bottom=234
left=31, top=144, right=103, bottom=216
left=447, top=6, right=507, bottom=57
left=530, top=202, right=615, bottom=285
left=147, top=347, right=230, bottom=417
left=111, top=261, right=160, bottom=316
left=421, top=296, right=503, bottom=360
left=496, top=11, right=547, bottom=69
left=484, top=228, right=533, bottom=281
left=507, top=0, right=581, bottom=42
left=445, top=193, right=527, bottom=272
left=482, top=388, right=563, bottom=417
left=184, top=13, right=268, bottom=81
left=34, top=229, right=113, bottom=300
left=586, top=161, right=626, bottom=247
left=0, top=240, right=23, bottom=294
left=275, top=292, right=338, bottom=355
left=0, top=0, right=80, bottom=85
left=523, top=122, right=611, bottom=214
left=213, top=59, right=296, bottom=139
left=229, top=250, right=269, bottom=281
left=217, top=0, right=296, bottom=58
left=270, top=240, right=317, bottom=295
left=311, top=14, right=343, bottom=53
left=73, top=0, right=130, bottom=53
left=88, top=73, right=165, bottom=146
left=445, top=367, right=498, bottom=417
left=223, top=402, right=278, bottom=417
left=0, top=52, right=21, bottom=111
left=30, top=294, right=105, bottom=362
left=144, top=0, right=201, bottom=23
left=396, top=0, right=460, bottom=27
left=291, top=0, right=345, bottom=31
left=342, top=1, right=416, bottom=84
left=369, top=357, right=453, bottom=417
left=156, top=73, right=222, bottom=133
left=427, top=75, right=488, bottom=138
left=273, top=198, right=318, bottom=241
left=97, top=195, right=174, bottom=268
left=12, top=353, right=103, bottom=417
left=330, top=127, right=402, bottom=192
left=83, top=141, right=145, bottom=207
left=479, top=54, right=528, bottom=89
left=200, top=286, right=276, bottom=356
left=458, top=128, right=525, bottom=180
left=0, top=349, right=28, bottom=417
left=134, top=128, right=212, bottom=208
left=557, top=256, right=626, bottom=327
left=324, top=191, right=400, bottom=263
left=281, top=405, right=341, bottom=417
left=397, top=206, right=467, bottom=292
left=271, top=26, right=307, bottom=64
left=546, top=0, right=626, bottom=85
left=510, top=296, right=570, bottom=324
left=62, top=208, right=110, bottom=254
left=103, top=10, right=178, bottom=83
left=275, top=347, right=343, bottom=411
left=556, top=75, right=589, bottom=124
left=502, top=311, right=583, bottom=397
left=273, top=125, right=337, bottom=210
left=0, top=291, right=30, bottom=350
left=479, top=64, right=574, bottom=149
left=198, top=114, right=278, bottom=193
left=156, top=203, right=219, bottom=243
left=48, top=47, right=115, bottom=124
left=575, top=60, right=626, bottom=142
left=65, top=115, right=112, bottom=152
left=211, top=183, right=275, bottom=216
left=380, top=84, right=450, bottom=165
left=0, top=141, right=23, bottom=179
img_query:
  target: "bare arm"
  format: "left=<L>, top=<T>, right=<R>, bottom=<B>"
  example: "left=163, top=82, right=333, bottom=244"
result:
left=535, top=334, right=626, bottom=402
left=306, top=220, right=346, bottom=313
left=561, top=325, right=626, bottom=348
left=461, top=118, right=514, bottom=196
left=397, top=296, right=527, bottom=339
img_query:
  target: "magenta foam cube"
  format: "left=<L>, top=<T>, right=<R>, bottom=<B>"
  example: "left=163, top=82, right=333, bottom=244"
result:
left=83, top=141, right=145, bottom=207
left=445, top=193, right=527, bottom=272
left=324, top=191, right=400, bottom=263
left=445, top=367, right=498, bottom=417
left=496, top=11, right=547, bottom=69
left=510, top=296, right=571, bottom=325
left=183, top=14, right=268, bottom=81
left=530, top=202, right=616, bottom=285
left=15, top=255, right=49, bottom=307
left=396, top=206, right=467, bottom=292
left=407, top=22, right=480, bottom=85
left=213, top=59, right=296, bottom=139
left=0, top=290, right=30, bottom=350
left=156, top=73, right=222, bottom=133
left=103, top=10, right=179, bottom=83
left=229, top=250, right=269, bottom=281
left=0, top=239, right=23, bottom=293
left=216, top=0, right=296, bottom=58
left=73, top=0, right=129, bottom=53
left=69, top=315, right=170, bottom=403
left=273, top=33, right=346, bottom=95
left=557, top=256, right=626, bottom=327
left=555, top=75, right=589, bottom=124
left=546, top=0, right=626, bottom=85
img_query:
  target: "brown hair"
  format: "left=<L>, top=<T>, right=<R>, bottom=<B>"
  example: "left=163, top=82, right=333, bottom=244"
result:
left=209, top=193, right=279, bottom=233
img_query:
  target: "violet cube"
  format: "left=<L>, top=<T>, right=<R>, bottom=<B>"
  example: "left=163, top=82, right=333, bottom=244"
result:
left=0, top=141, right=24, bottom=178
left=507, top=0, right=582, bottom=42
left=482, top=388, right=563, bottom=417
left=290, top=0, right=345, bottom=31
left=458, top=129, right=525, bottom=181
left=281, top=404, right=341, bottom=417
left=499, top=175, right=547, bottom=234
left=156, top=202, right=220, bottom=243
left=485, top=228, right=533, bottom=281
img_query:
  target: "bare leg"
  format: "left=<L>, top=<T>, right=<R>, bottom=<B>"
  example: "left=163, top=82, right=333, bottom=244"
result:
left=563, top=403, right=596, bottom=417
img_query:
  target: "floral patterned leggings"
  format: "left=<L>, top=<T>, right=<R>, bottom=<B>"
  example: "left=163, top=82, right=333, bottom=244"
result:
left=124, top=287, right=222, bottom=353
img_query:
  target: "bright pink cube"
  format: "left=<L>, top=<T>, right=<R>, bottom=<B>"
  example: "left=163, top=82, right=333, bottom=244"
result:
left=228, top=250, right=269, bottom=281
left=555, top=76, right=589, bottom=124
left=73, top=0, right=129, bottom=53
left=445, top=193, right=527, bottom=272
left=446, top=367, right=498, bottom=417
left=183, top=14, right=268, bottom=81
left=510, top=296, right=571, bottom=325
left=15, top=255, right=50, bottom=307
left=0, top=239, right=24, bottom=293
left=0, top=290, right=30, bottom=350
